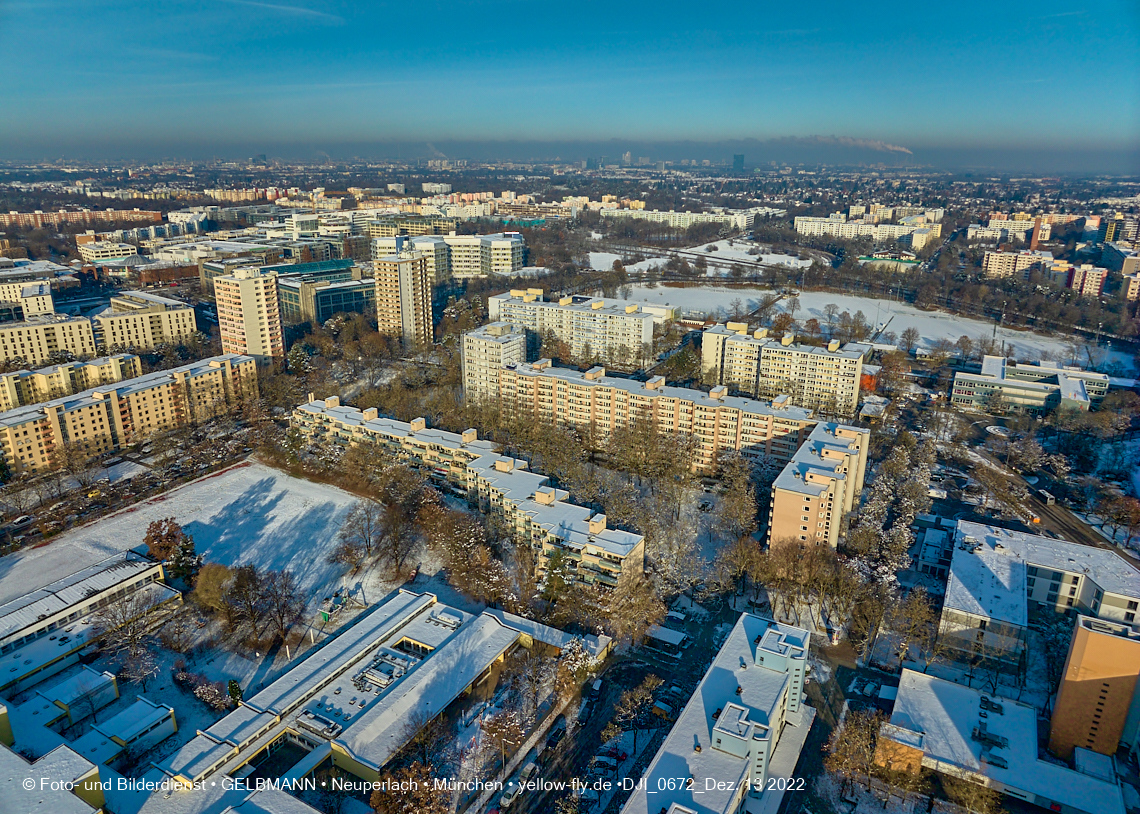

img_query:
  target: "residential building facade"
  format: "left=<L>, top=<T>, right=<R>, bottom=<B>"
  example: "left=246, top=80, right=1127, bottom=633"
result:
left=0, top=354, right=258, bottom=474
left=461, top=322, right=526, bottom=404
left=91, top=291, right=198, bottom=351
left=487, top=360, right=818, bottom=472
left=488, top=289, right=668, bottom=366
left=1049, top=616, right=1140, bottom=760
left=981, top=249, right=1053, bottom=279
left=291, top=396, right=645, bottom=588
left=374, top=243, right=431, bottom=346
left=215, top=268, right=284, bottom=363
left=0, top=354, right=141, bottom=411
left=0, top=315, right=98, bottom=366
left=620, top=613, right=812, bottom=814
left=767, top=422, right=870, bottom=547
left=702, top=324, right=863, bottom=416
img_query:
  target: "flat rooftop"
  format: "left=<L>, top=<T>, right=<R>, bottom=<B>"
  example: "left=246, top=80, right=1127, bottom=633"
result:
left=885, top=669, right=1124, bottom=814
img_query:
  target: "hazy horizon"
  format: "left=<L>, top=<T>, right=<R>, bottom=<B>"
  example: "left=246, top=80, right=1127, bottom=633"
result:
left=1, top=0, right=1137, bottom=174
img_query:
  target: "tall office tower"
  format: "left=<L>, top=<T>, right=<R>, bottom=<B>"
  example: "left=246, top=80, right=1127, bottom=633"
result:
left=375, top=240, right=431, bottom=346
left=215, top=267, right=284, bottom=364
left=733, top=153, right=745, bottom=172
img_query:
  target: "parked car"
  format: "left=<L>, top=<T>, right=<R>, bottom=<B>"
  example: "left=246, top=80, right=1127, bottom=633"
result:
left=518, top=762, right=537, bottom=784
left=10, top=515, right=33, bottom=529
left=499, top=786, right=521, bottom=809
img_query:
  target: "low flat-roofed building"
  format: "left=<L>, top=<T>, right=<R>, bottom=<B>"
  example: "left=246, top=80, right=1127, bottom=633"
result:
left=277, top=277, right=375, bottom=325
left=77, top=241, right=137, bottom=264
left=15, top=667, right=119, bottom=728
left=935, top=521, right=1140, bottom=675
left=0, top=737, right=104, bottom=814
left=155, top=590, right=607, bottom=790
left=0, top=550, right=180, bottom=692
left=877, top=669, right=1125, bottom=814
left=620, top=613, right=812, bottom=814
left=71, top=696, right=176, bottom=765
left=951, top=355, right=1108, bottom=414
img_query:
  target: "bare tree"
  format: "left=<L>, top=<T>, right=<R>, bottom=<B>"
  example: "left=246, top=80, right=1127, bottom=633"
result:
left=825, top=708, right=884, bottom=795
left=93, top=589, right=161, bottom=658
left=612, top=674, right=663, bottom=751
left=340, top=498, right=384, bottom=558
left=56, top=439, right=100, bottom=489
left=899, top=326, right=921, bottom=354
left=225, top=564, right=267, bottom=636
left=261, top=569, right=304, bottom=643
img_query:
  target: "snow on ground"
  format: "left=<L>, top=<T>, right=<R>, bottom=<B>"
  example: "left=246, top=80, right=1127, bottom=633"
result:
left=615, top=284, right=1136, bottom=372
left=682, top=239, right=811, bottom=269
left=588, top=251, right=622, bottom=270
left=0, top=462, right=361, bottom=607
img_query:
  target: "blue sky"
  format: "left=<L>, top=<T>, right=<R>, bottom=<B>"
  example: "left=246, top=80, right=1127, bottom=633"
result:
left=1, top=0, right=1138, bottom=170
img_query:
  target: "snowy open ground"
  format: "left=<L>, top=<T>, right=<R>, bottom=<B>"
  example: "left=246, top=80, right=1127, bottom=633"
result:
left=587, top=239, right=808, bottom=274
left=0, top=461, right=362, bottom=607
left=614, top=284, right=1136, bottom=373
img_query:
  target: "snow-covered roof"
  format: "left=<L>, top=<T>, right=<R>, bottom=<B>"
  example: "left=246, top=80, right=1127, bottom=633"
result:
left=0, top=742, right=98, bottom=814
left=334, top=613, right=520, bottom=770
left=944, top=543, right=1028, bottom=627
left=621, top=614, right=808, bottom=814
left=482, top=608, right=611, bottom=658
left=0, top=550, right=157, bottom=643
left=884, top=670, right=1124, bottom=814
left=955, top=521, right=1140, bottom=599
left=222, top=787, right=322, bottom=814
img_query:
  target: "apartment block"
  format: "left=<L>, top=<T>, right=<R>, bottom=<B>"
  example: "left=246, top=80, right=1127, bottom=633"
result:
left=0, top=354, right=141, bottom=411
left=967, top=221, right=1052, bottom=242
left=951, top=355, right=1108, bottom=414
left=1049, top=616, right=1140, bottom=760
left=291, top=396, right=645, bottom=588
left=0, top=354, right=257, bottom=474
left=1061, top=263, right=1109, bottom=297
left=1102, top=242, right=1140, bottom=276
left=0, top=280, right=53, bottom=316
left=1124, top=273, right=1140, bottom=302
left=620, top=614, right=811, bottom=814
left=487, top=360, right=817, bottom=472
left=794, top=213, right=943, bottom=247
left=372, top=232, right=525, bottom=280
left=91, top=291, right=198, bottom=351
left=982, top=249, right=1053, bottom=279
left=76, top=241, right=137, bottom=263
left=600, top=207, right=752, bottom=230
left=365, top=214, right=456, bottom=238
left=371, top=235, right=449, bottom=283
left=0, top=314, right=98, bottom=366
left=767, top=422, right=869, bottom=547
left=702, top=323, right=863, bottom=416
left=215, top=268, right=284, bottom=363
left=462, top=322, right=526, bottom=404
left=374, top=243, right=431, bottom=346
left=488, top=289, right=670, bottom=365
left=0, top=209, right=162, bottom=229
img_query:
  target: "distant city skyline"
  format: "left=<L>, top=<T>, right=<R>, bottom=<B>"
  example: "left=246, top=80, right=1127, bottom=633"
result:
left=1, top=0, right=1137, bottom=173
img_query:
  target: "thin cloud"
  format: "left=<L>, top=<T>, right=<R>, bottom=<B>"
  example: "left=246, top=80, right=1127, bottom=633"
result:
left=1043, top=9, right=1087, bottom=17
left=217, top=0, right=344, bottom=23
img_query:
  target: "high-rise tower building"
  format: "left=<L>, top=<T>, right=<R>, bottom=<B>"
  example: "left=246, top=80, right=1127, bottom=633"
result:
left=215, top=267, right=284, bottom=364
left=375, top=240, right=431, bottom=346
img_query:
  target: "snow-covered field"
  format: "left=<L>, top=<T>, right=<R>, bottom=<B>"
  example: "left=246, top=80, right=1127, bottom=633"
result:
left=682, top=238, right=811, bottom=269
left=0, top=462, right=361, bottom=606
left=614, top=284, right=1136, bottom=373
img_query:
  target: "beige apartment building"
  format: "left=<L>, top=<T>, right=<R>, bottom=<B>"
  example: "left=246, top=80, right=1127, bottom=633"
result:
left=0, top=315, right=98, bottom=366
left=0, top=354, right=141, bottom=411
left=1049, top=616, right=1140, bottom=760
left=0, top=281, right=54, bottom=316
left=767, top=422, right=870, bottom=547
left=92, top=291, right=198, bottom=351
left=982, top=249, right=1053, bottom=279
left=488, top=289, right=672, bottom=366
left=702, top=323, right=863, bottom=416
left=365, top=214, right=457, bottom=238
left=375, top=243, right=431, bottom=346
left=372, top=236, right=450, bottom=284
left=0, top=354, right=257, bottom=474
left=490, top=360, right=817, bottom=472
left=291, top=396, right=645, bottom=589
left=215, top=268, right=284, bottom=363
left=462, top=322, right=526, bottom=403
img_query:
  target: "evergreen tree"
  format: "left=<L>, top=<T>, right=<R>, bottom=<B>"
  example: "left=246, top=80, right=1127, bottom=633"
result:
left=170, top=533, right=203, bottom=585
left=227, top=679, right=243, bottom=705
